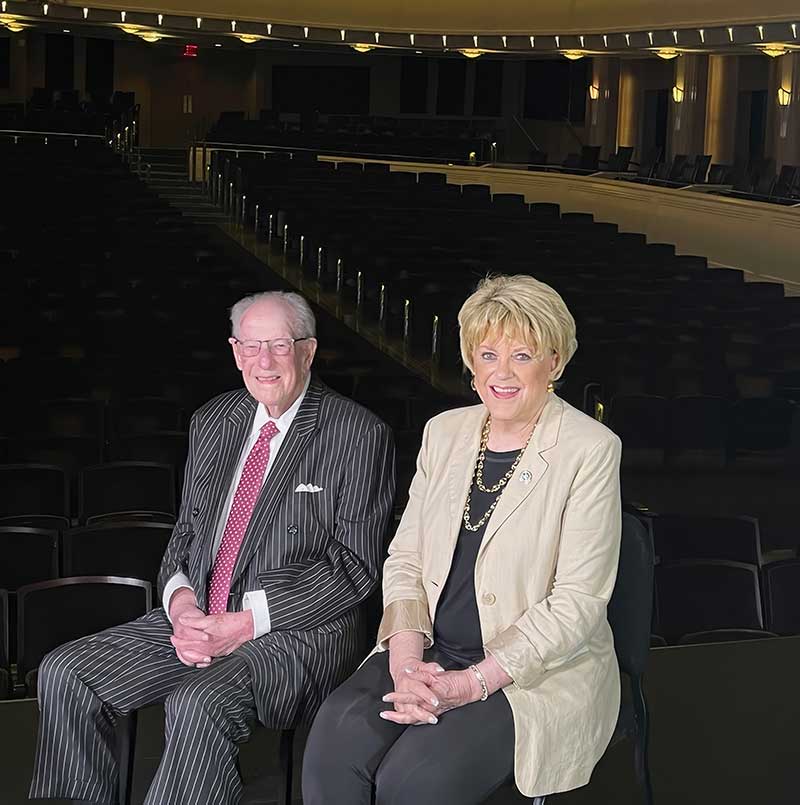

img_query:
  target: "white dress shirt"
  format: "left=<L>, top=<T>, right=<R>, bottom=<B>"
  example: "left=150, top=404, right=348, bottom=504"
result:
left=163, top=376, right=310, bottom=638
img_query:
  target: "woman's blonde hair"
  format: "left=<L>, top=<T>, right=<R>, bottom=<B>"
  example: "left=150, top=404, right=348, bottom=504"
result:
left=458, top=274, right=577, bottom=381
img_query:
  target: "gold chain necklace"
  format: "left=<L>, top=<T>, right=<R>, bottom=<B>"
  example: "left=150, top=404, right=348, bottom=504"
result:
left=462, top=416, right=535, bottom=532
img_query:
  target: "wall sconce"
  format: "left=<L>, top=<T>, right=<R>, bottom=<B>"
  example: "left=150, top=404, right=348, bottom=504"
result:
left=458, top=49, right=484, bottom=59
left=656, top=48, right=679, bottom=60
left=237, top=34, right=262, bottom=44
left=351, top=43, right=375, bottom=53
left=588, top=85, right=600, bottom=125
left=561, top=50, right=585, bottom=61
left=672, top=85, right=684, bottom=131
left=778, top=86, right=792, bottom=138
left=138, top=31, right=163, bottom=44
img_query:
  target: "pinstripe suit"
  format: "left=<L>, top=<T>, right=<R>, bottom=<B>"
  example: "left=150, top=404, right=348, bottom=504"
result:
left=30, top=378, right=396, bottom=805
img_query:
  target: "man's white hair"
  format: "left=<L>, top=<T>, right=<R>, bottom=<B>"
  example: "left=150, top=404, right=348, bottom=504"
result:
left=229, top=291, right=316, bottom=339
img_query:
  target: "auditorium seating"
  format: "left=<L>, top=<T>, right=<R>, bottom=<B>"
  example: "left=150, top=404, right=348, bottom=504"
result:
left=15, top=576, right=152, bottom=695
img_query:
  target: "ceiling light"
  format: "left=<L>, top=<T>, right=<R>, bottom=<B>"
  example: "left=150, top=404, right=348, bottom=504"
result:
left=415, top=50, right=422, bottom=54
left=672, top=30, right=679, bottom=44
left=351, top=43, right=375, bottom=53
left=138, top=31, right=163, bottom=43
left=266, top=23, right=272, bottom=35
left=340, top=29, right=345, bottom=41
left=83, top=7, right=88, bottom=19
left=656, top=48, right=680, bottom=60
left=727, top=27, right=734, bottom=42
left=579, top=35, right=585, bottom=47
left=442, top=34, right=447, bottom=47
left=648, top=31, right=654, bottom=45
left=792, top=23, right=797, bottom=39
left=554, top=35, right=560, bottom=48
left=1, top=2, right=6, bottom=11
left=603, top=34, right=608, bottom=48
left=502, top=35, right=507, bottom=48
left=292, top=43, right=299, bottom=47
left=303, top=26, right=309, bottom=38
left=158, top=14, right=163, bottom=26
left=561, top=50, right=585, bottom=61
left=237, top=34, right=261, bottom=44
left=42, top=3, right=48, bottom=15
left=757, top=25, right=764, bottom=41
left=231, top=20, right=236, bottom=32
left=374, top=32, right=380, bottom=44
left=214, top=43, right=222, bottom=47
left=458, top=49, right=484, bottom=59
left=5, top=20, right=24, bottom=31
left=698, top=29, right=705, bottom=44
left=119, top=25, right=140, bottom=35
left=530, top=36, right=535, bottom=47
left=625, top=33, right=631, bottom=47
left=63, top=29, right=70, bottom=33
left=120, top=11, right=126, bottom=22
left=473, top=35, right=479, bottom=48
left=760, top=44, right=788, bottom=58
left=196, top=17, right=202, bottom=29
left=410, top=33, right=415, bottom=46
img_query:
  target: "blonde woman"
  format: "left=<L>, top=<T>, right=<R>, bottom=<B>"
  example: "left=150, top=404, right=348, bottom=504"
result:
left=303, top=275, right=622, bottom=804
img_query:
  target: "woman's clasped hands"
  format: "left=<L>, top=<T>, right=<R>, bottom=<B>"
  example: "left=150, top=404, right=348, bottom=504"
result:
left=379, top=660, right=482, bottom=725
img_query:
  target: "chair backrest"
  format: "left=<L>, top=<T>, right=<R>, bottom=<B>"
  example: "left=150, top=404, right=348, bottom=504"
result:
left=650, top=514, right=762, bottom=566
left=79, top=462, right=176, bottom=522
left=763, top=559, right=800, bottom=635
left=655, top=559, right=763, bottom=643
left=0, top=464, right=69, bottom=518
left=16, top=576, right=152, bottom=680
left=63, top=521, right=173, bottom=586
left=0, top=527, right=60, bottom=589
left=0, top=589, right=8, bottom=670
left=608, top=513, right=655, bottom=677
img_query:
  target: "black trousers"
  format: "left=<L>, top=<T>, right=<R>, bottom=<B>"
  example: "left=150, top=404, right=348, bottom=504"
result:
left=301, top=647, right=515, bottom=805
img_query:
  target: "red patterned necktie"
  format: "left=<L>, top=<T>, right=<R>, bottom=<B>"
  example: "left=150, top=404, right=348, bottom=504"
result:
left=207, top=420, right=280, bottom=614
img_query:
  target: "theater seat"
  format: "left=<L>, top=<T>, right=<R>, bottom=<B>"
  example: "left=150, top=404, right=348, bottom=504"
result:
left=763, top=559, right=800, bottom=636
left=655, top=560, right=764, bottom=643
left=649, top=514, right=763, bottom=566
left=0, top=527, right=59, bottom=590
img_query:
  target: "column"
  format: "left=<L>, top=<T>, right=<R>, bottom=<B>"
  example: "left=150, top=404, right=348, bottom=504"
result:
left=586, top=57, right=620, bottom=161
left=617, top=60, right=642, bottom=160
left=704, top=55, right=739, bottom=165
left=668, top=53, right=708, bottom=158
left=766, top=52, right=800, bottom=170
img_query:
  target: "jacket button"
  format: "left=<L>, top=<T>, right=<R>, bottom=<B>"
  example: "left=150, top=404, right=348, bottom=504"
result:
left=192, top=507, right=200, bottom=516
left=482, top=592, right=496, bottom=606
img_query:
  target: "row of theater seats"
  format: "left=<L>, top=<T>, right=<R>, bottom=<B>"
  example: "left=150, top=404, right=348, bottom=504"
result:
left=217, top=152, right=799, bottom=469
left=207, top=110, right=495, bottom=162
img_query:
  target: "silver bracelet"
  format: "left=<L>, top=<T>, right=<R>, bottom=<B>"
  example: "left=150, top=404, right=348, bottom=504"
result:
left=469, top=664, right=489, bottom=701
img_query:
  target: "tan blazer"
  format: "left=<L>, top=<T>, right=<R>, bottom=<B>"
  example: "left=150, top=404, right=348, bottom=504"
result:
left=374, top=394, right=622, bottom=797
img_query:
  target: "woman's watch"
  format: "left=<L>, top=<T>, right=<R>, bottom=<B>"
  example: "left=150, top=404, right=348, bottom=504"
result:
left=469, top=664, right=489, bottom=701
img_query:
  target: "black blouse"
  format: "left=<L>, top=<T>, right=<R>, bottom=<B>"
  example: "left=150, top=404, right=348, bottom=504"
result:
left=433, top=448, right=519, bottom=666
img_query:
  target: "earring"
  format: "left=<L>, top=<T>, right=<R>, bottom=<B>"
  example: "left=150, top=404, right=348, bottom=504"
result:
left=547, top=381, right=555, bottom=393
left=470, top=376, right=476, bottom=391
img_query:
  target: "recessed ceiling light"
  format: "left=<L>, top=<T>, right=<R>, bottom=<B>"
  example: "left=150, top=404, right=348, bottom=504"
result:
left=63, top=29, right=70, bottom=33
left=214, top=43, right=222, bottom=47
left=415, top=50, right=422, bottom=54
left=293, top=43, right=299, bottom=47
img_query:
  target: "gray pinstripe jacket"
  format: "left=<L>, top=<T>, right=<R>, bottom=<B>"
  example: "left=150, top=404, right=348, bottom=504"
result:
left=156, top=377, right=396, bottom=725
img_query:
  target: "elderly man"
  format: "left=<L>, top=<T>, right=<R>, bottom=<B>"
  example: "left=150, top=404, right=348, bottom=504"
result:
left=30, top=291, right=396, bottom=805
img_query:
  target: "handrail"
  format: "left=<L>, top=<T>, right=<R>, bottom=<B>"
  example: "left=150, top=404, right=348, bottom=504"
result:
left=0, top=129, right=106, bottom=140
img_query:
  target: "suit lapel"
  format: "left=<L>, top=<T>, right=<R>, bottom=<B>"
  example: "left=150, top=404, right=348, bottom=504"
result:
left=230, top=379, right=324, bottom=586
left=476, top=394, right=564, bottom=559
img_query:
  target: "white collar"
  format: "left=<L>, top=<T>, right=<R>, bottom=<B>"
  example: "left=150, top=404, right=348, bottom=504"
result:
left=251, top=375, right=311, bottom=436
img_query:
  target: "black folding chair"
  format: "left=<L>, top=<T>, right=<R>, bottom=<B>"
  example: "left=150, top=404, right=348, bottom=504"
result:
left=63, top=521, right=173, bottom=587
left=530, top=513, right=655, bottom=804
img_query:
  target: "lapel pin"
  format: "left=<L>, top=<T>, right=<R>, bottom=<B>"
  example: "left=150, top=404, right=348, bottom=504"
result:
left=519, top=470, right=533, bottom=485
left=287, top=524, right=299, bottom=535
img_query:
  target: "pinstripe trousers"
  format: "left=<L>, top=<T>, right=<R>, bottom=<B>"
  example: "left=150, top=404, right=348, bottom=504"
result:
left=29, top=610, right=258, bottom=805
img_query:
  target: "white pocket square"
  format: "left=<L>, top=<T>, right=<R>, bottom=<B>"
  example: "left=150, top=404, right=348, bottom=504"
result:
left=295, top=483, right=324, bottom=493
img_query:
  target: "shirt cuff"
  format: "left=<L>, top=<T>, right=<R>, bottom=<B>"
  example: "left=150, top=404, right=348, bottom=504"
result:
left=163, top=573, right=194, bottom=622
left=242, top=590, right=271, bottom=639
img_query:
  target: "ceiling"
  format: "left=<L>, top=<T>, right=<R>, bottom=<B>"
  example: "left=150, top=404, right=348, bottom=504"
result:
left=64, top=0, right=800, bottom=35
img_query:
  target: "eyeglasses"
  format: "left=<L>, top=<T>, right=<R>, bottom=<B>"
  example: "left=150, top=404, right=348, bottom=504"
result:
left=230, top=337, right=312, bottom=357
